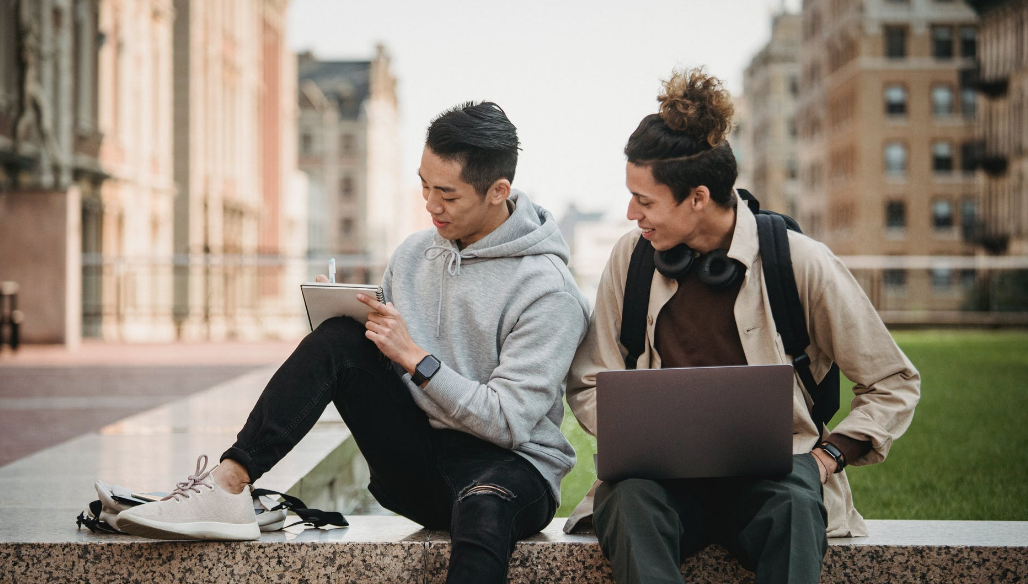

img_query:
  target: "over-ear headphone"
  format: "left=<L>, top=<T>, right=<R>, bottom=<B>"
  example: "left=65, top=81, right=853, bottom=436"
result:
left=654, top=245, right=743, bottom=289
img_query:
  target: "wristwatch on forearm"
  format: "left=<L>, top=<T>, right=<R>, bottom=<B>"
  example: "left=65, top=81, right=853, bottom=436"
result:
left=815, top=441, right=846, bottom=473
left=411, top=354, right=442, bottom=386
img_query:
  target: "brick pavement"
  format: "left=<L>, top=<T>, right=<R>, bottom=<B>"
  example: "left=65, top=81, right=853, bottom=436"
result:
left=0, top=340, right=297, bottom=468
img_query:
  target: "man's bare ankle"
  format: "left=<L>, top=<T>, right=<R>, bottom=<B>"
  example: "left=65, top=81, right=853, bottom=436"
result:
left=212, top=461, right=251, bottom=495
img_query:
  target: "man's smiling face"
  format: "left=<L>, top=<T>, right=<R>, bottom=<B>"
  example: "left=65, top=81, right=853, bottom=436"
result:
left=624, top=161, right=697, bottom=252
left=419, top=146, right=501, bottom=248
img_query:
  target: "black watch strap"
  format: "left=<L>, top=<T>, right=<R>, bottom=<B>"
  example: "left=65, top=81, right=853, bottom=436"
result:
left=816, top=442, right=846, bottom=473
left=411, top=354, right=441, bottom=386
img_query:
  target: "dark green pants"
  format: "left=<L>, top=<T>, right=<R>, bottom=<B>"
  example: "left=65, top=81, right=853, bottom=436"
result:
left=593, top=454, right=828, bottom=584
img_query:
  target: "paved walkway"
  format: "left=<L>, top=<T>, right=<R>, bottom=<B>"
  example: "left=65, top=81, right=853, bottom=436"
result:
left=0, top=341, right=297, bottom=468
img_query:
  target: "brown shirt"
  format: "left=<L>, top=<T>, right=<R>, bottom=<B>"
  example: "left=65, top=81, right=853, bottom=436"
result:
left=654, top=263, right=748, bottom=368
left=653, top=259, right=870, bottom=464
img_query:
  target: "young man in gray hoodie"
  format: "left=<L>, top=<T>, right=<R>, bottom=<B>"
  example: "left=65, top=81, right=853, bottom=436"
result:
left=117, top=102, right=591, bottom=584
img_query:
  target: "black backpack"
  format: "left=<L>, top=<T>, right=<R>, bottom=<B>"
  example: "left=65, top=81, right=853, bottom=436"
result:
left=619, top=189, right=841, bottom=429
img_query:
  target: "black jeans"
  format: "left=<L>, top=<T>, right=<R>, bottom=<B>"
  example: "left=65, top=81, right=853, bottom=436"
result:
left=222, top=317, right=555, bottom=584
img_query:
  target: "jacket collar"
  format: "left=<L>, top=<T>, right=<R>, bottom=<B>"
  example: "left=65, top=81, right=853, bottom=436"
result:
left=726, top=189, right=760, bottom=270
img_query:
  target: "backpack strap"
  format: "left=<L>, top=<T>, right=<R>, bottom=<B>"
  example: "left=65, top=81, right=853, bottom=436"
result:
left=737, top=188, right=762, bottom=215
left=251, top=488, right=349, bottom=528
left=754, top=214, right=839, bottom=429
left=620, top=235, right=656, bottom=370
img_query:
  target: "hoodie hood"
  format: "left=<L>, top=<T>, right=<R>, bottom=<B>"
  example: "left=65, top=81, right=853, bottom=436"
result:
left=428, top=190, right=570, bottom=264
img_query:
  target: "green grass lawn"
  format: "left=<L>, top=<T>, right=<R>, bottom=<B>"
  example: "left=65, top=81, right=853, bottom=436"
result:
left=558, top=330, right=1028, bottom=520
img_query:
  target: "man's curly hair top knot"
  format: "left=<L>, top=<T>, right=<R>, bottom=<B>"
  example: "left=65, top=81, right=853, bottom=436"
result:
left=657, top=67, right=734, bottom=148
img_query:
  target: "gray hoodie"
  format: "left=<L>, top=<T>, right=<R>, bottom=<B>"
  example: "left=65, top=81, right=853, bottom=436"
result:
left=382, top=190, right=590, bottom=504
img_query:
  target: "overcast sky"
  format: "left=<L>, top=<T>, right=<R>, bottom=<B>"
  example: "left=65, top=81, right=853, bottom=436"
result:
left=288, top=0, right=801, bottom=220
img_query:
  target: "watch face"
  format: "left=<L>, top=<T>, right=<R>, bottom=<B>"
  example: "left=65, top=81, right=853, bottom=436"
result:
left=417, top=355, right=441, bottom=379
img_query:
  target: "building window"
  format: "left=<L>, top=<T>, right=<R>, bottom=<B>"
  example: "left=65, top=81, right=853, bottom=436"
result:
left=884, top=26, right=907, bottom=59
left=340, top=176, right=355, bottom=198
left=301, top=133, right=313, bottom=154
left=341, top=217, right=354, bottom=236
left=885, top=84, right=907, bottom=115
left=886, top=201, right=906, bottom=229
left=961, top=199, right=977, bottom=228
left=885, top=142, right=907, bottom=175
left=789, top=76, right=799, bottom=97
left=933, top=142, right=953, bottom=172
left=931, top=268, right=952, bottom=290
left=932, top=26, right=954, bottom=59
left=961, top=87, right=977, bottom=117
left=340, top=133, right=355, bottom=155
left=960, top=27, right=977, bottom=58
left=933, top=199, right=954, bottom=229
left=932, top=86, right=954, bottom=116
left=787, top=158, right=798, bottom=180
left=961, top=141, right=978, bottom=173
left=884, top=269, right=907, bottom=289
left=960, top=269, right=976, bottom=288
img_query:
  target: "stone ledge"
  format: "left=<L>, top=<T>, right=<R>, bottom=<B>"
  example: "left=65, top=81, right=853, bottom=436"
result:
left=2, top=515, right=1026, bottom=584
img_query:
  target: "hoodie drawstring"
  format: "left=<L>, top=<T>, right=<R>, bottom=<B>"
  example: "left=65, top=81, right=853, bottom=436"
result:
left=424, top=245, right=462, bottom=337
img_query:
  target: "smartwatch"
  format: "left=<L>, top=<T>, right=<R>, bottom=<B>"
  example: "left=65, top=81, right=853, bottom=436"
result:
left=411, top=354, right=442, bottom=386
left=815, top=441, right=846, bottom=473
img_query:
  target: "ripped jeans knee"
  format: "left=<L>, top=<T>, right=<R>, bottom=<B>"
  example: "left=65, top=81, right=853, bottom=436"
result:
left=457, top=482, right=516, bottom=503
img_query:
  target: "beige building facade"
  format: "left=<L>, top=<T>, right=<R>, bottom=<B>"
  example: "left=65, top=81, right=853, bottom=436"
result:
left=968, top=0, right=1028, bottom=255
left=172, top=0, right=303, bottom=341
left=0, top=0, right=106, bottom=346
left=297, top=46, right=406, bottom=281
left=86, top=0, right=176, bottom=341
left=799, top=0, right=979, bottom=310
left=744, top=12, right=802, bottom=218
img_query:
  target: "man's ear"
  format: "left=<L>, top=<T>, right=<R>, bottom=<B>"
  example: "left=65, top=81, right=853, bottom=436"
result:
left=691, top=186, right=711, bottom=210
left=487, top=178, right=512, bottom=206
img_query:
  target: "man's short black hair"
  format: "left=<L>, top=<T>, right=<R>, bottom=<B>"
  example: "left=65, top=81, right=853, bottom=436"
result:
left=425, top=102, right=520, bottom=195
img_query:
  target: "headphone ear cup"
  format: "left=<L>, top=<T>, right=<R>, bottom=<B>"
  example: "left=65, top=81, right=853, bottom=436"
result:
left=697, top=249, right=743, bottom=289
left=654, top=244, right=696, bottom=279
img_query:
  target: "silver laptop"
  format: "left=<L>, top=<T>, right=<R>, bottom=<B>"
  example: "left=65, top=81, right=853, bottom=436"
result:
left=595, top=364, right=794, bottom=481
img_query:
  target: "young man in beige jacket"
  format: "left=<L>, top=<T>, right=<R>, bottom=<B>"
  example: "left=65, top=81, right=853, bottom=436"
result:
left=564, top=69, right=920, bottom=584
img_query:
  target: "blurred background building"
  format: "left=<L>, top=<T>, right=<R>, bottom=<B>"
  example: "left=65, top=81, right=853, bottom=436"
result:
left=0, top=0, right=106, bottom=346
left=297, top=46, right=408, bottom=282
left=743, top=12, right=801, bottom=220
left=171, top=0, right=301, bottom=341
left=793, top=0, right=980, bottom=312
left=968, top=0, right=1028, bottom=256
left=0, top=0, right=329, bottom=346
left=86, top=0, right=176, bottom=342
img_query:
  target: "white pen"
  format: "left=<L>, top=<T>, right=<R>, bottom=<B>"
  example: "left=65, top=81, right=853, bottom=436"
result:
left=329, top=258, right=336, bottom=283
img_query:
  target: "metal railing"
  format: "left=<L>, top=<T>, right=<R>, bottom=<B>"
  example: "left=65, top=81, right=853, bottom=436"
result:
left=81, top=254, right=385, bottom=340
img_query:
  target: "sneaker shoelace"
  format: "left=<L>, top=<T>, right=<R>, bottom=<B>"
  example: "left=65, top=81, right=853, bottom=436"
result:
left=161, top=454, right=215, bottom=501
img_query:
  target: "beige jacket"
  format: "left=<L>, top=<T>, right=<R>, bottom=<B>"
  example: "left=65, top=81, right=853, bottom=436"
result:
left=564, top=196, right=920, bottom=537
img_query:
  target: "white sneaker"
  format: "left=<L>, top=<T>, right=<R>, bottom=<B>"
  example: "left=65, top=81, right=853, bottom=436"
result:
left=118, top=455, right=260, bottom=541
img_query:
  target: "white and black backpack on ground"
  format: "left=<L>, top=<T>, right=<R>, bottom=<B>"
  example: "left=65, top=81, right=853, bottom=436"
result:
left=619, top=189, right=841, bottom=430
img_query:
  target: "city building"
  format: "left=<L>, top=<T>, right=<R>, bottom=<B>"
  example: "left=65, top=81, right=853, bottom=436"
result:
left=297, top=46, right=406, bottom=281
left=743, top=12, right=802, bottom=218
left=731, top=94, right=754, bottom=193
left=86, top=0, right=176, bottom=341
left=798, top=0, right=979, bottom=311
left=0, top=0, right=106, bottom=346
left=172, top=0, right=303, bottom=340
left=967, top=0, right=1028, bottom=256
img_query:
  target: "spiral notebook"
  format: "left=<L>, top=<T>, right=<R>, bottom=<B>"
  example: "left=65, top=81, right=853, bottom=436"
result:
left=300, top=282, right=385, bottom=331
